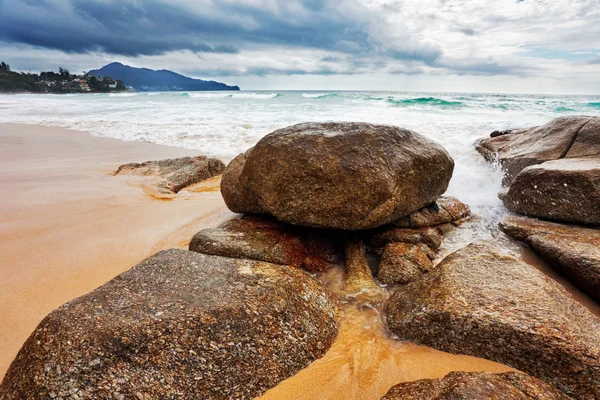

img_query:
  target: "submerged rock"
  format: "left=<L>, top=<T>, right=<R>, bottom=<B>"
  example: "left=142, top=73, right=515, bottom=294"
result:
left=221, top=122, right=454, bottom=230
left=189, top=215, right=341, bottom=272
left=0, top=249, right=339, bottom=400
left=382, top=371, right=571, bottom=400
left=476, top=116, right=597, bottom=184
left=114, top=155, right=225, bottom=194
left=377, top=242, right=433, bottom=285
left=499, top=157, right=600, bottom=225
left=385, top=241, right=600, bottom=399
left=500, top=215, right=600, bottom=303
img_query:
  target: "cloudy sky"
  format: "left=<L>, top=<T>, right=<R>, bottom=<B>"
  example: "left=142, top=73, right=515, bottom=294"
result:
left=1, top=0, right=599, bottom=93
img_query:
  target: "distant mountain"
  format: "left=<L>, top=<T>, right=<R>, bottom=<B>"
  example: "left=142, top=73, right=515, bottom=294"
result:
left=88, top=62, right=239, bottom=92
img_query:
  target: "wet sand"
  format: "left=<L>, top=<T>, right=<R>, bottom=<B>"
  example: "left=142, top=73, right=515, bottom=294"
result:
left=0, top=124, right=232, bottom=379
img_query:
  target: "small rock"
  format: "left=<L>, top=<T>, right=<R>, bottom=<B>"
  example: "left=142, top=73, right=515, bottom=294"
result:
left=114, top=156, right=225, bottom=194
left=381, top=371, right=570, bottom=400
left=393, top=196, right=471, bottom=228
left=377, top=242, right=433, bottom=285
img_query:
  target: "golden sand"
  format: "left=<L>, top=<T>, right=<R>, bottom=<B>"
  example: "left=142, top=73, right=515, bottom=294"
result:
left=0, top=124, right=232, bottom=379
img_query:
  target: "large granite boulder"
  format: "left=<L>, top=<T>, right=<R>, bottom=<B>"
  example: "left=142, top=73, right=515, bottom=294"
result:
left=385, top=241, right=600, bottom=399
left=0, top=250, right=339, bottom=400
left=500, top=215, right=600, bottom=303
left=476, top=116, right=599, bottom=183
left=382, top=371, right=571, bottom=400
left=114, top=156, right=225, bottom=194
left=189, top=215, right=341, bottom=272
left=499, top=157, right=600, bottom=225
left=221, top=122, right=454, bottom=230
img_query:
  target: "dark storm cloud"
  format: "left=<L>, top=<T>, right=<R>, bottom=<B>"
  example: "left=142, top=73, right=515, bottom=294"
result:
left=0, top=0, right=373, bottom=57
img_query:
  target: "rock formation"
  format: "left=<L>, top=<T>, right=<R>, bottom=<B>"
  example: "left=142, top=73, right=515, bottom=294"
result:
left=499, top=157, right=600, bottom=225
left=392, top=196, right=471, bottom=228
left=476, top=116, right=598, bottom=184
left=220, top=122, right=454, bottom=230
left=343, top=238, right=380, bottom=293
left=114, top=155, right=225, bottom=194
left=381, top=371, right=571, bottom=400
left=385, top=241, right=600, bottom=399
left=0, top=250, right=339, bottom=400
left=189, top=215, right=341, bottom=272
left=500, top=215, right=600, bottom=303
left=377, top=242, right=433, bottom=285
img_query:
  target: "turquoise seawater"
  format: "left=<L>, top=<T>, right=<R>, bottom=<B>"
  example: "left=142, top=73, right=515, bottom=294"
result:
left=1, top=90, right=598, bottom=248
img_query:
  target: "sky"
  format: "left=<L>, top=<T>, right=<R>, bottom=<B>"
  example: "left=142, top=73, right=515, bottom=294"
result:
left=0, top=0, right=599, bottom=93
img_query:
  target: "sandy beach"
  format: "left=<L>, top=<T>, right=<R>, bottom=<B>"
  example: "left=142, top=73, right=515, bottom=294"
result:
left=3, top=123, right=599, bottom=399
left=0, top=124, right=232, bottom=379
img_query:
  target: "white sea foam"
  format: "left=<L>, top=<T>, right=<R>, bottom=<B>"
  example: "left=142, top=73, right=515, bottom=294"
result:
left=302, top=93, right=337, bottom=99
left=1, top=90, right=599, bottom=247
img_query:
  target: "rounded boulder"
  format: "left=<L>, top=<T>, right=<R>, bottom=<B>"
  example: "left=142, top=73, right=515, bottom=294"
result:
left=221, top=122, right=454, bottom=230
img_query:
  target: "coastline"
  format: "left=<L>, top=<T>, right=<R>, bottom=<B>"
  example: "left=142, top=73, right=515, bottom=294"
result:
left=0, top=123, right=232, bottom=379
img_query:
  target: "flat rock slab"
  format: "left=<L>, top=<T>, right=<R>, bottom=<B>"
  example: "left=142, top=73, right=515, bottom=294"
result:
left=500, top=215, right=600, bottom=303
left=385, top=241, right=600, bottom=399
left=0, top=249, right=339, bottom=400
left=499, top=157, right=600, bottom=225
left=382, top=371, right=570, bottom=400
left=189, top=215, right=342, bottom=272
left=114, top=156, right=225, bottom=194
left=221, top=122, right=454, bottom=230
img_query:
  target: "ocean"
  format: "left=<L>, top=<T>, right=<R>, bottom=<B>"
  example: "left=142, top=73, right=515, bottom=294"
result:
left=2, top=90, right=599, bottom=250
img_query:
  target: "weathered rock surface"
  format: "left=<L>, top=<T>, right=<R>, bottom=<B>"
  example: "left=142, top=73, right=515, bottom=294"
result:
left=221, top=122, right=454, bottom=230
left=0, top=249, right=339, bottom=400
left=499, top=157, right=600, bottom=225
left=377, top=242, right=433, bottom=285
left=500, top=215, right=600, bottom=303
left=343, top=238, right=379, bottom=292
left=385, top=241, right=600, bottom=399
left=189, top=215, right=341, bottom=272
left=393, top=196, right=471, bottom=228
left=476, top=116, right=598, bottom=183
left=114, top=155, right=225, bottom=194
left=566, top=117, right=600, bottom=158
left=366, top=226, right=443, bottom=251
left=382, top=371, right=571, bottom=400
left=365, top=196, right=470, bottom=261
